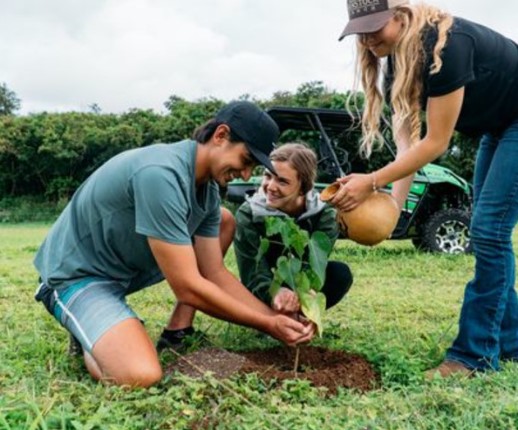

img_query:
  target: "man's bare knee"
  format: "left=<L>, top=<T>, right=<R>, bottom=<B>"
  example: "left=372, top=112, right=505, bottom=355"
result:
left=102, top=361, right=163, bottom=388
left=123, top=363, right=163, bottom=388
left=91, top=318, right=163, bottom=388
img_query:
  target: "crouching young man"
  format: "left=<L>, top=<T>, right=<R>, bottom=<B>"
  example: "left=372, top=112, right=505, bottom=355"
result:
left=34, top=101, right=315, bottom=388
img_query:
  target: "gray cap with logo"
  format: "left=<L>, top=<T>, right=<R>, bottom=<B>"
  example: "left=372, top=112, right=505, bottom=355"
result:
left=338, top=0, right=410, bottom=40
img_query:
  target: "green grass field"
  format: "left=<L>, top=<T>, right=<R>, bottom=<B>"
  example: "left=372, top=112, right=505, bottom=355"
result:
left=1, top=224, right=518, bottom=429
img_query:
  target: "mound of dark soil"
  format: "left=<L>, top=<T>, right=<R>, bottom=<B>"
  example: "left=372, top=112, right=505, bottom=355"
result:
left=166, top=346, right=379, bottom=394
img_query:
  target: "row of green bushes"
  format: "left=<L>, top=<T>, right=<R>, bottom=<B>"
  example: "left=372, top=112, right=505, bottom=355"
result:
left=0, top=82, right=477, bottom=222
left=0, top=103, right=219, bottom=201
left=0, top=82, right=354, bottom=201
left=0, top=196, right=67, bottom=223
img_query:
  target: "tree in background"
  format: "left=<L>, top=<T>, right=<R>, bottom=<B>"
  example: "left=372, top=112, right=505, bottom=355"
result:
left=163, top=95, right=224, bottom=141
left=0, top=83, right=21, bottom=116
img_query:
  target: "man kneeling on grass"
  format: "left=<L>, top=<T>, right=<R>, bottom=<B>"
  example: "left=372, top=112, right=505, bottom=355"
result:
left=34, top=101, right=315, bottom=388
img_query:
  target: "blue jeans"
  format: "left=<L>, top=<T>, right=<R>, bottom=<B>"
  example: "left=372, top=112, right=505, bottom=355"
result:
left=446, top=120, right=518, bottom=370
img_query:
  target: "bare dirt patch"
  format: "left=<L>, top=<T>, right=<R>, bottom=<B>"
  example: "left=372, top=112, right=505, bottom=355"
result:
left=166, top=346, right=379, bottom=394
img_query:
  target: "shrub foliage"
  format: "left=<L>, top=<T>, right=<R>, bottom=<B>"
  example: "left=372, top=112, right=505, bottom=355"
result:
left=0, top=82, right=477, bottom=204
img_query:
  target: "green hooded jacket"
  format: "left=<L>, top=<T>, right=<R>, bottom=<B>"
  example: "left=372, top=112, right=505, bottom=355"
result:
left=234, top=188, right=339, bottom=303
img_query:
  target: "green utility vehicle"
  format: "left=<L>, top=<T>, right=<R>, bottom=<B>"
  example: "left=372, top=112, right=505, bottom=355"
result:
left=225, top=106, right=472, bottom=254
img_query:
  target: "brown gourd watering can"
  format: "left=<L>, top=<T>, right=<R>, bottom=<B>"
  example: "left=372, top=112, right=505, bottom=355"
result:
left=320, top=182, right=400, bottom=246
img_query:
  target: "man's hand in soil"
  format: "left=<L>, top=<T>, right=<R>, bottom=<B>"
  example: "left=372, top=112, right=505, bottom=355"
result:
left=269, top=313, right=316, bottom=346
left=272, top=287, right=300, bottom=314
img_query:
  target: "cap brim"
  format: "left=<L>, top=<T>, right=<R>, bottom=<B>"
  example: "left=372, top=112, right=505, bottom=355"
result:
left=246, top=145, right=277, bottom=176
left=338, top=10, right=394, bottom=40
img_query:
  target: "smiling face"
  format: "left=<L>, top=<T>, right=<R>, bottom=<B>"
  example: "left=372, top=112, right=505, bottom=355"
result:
left=203, top=124, right=258, bottom=187
left=261, top=160, right=305, bottom=216
left=210, top=139, right=256, bottom=187
left=358, top=15, right=404, bottom=57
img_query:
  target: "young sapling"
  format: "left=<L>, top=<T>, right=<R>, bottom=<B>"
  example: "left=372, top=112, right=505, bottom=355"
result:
left=256, top=216, right=332, bottom=375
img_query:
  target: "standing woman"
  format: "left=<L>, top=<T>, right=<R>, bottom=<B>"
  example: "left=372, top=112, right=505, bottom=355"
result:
left=335, top=0, right=518, bottom=376
left=234, top=143, right=353, bottom=315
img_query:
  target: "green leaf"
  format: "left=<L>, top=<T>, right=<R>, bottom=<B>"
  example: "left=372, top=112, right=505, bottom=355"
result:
left=255, top=238, right=270, bottom=268
left=308, top=231, right=332, bottom=289
left=286, top=224, right=309, bottom=259
left=294, top=271, right=311, bottom=294
left=298, top=291, right=326, bottom=337
left=267, top=217, right=308, bottom=259
left=269, top=270, right=283, bottom=299
left=306, top=270, right=323, bottom=292
left=265, top=217, right=285, bottom=237
left=279, top=220, right=293, bottom=249
left=275, top=256, right=301, bottom=290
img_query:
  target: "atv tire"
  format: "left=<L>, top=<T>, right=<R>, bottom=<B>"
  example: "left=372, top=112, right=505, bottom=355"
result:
left=418, top=208, right=472, bottom=254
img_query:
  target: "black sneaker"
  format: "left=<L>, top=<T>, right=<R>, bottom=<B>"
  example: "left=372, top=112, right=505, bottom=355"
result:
left=68, top=334, right=83, bottom=357
left=156, top=326, right=209, bottom=353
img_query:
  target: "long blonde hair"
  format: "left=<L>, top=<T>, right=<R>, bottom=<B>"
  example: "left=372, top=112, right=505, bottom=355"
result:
left=350, top=3, right=453, bottom=157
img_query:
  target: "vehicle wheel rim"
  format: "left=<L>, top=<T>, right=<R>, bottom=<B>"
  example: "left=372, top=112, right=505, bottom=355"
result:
left=435, top=220, right=470, bottom=254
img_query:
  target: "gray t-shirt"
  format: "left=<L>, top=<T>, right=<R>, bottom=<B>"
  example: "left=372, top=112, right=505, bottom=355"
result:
left=34, top=139, right=221, bottom=289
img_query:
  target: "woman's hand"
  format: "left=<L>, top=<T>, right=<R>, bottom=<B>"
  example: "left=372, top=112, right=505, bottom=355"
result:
left=272, top=287, right=300, bottom=314
left=329, top=173, right=374, bottom=211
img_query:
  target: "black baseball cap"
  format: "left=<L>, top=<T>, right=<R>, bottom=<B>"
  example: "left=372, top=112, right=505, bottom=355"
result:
left=215, top=101, right=279, bottom=174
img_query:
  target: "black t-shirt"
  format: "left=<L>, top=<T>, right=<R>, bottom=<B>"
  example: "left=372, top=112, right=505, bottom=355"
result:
left=385, top=17, right=518, bottom=137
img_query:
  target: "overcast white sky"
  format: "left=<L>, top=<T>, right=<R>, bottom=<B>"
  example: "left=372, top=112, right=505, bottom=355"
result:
left=1, top=0, right=516, bottom=115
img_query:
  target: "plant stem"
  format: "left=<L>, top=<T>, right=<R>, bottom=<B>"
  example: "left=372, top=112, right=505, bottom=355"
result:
left=293, top=346, right=300, bottom=377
